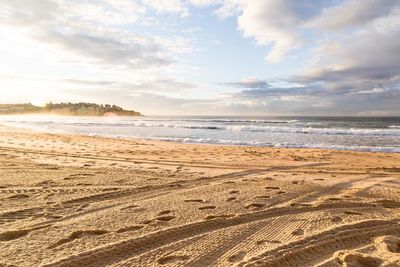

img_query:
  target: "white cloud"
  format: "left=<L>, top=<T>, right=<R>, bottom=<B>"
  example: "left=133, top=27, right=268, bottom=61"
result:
left=0, top=0, right=195, bottom=69
left=190, top=0, right=222, bottom=7
left=142, top=0, right=189, bottom=17
left=236, top=1, right=301, bottom=62
left=210, top=0, right=329, bottom=63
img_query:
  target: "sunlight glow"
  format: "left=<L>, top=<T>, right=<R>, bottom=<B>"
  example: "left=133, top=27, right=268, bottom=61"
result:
left=31, top=100, right=47, bottom=107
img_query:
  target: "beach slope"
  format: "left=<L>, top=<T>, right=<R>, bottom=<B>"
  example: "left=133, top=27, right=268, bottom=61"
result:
left=0, top=128, right=400, bottom=266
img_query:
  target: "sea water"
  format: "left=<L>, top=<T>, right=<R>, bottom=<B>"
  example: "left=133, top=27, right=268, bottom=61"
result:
left=0, top=115, right=399, bottom=152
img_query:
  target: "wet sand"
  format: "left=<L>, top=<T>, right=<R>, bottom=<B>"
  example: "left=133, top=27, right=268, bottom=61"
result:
left=1, top=127, right=400, bottom=266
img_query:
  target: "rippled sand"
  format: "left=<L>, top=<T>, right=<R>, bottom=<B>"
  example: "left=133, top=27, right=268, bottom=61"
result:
left=1, top=128, right=400, bottom=266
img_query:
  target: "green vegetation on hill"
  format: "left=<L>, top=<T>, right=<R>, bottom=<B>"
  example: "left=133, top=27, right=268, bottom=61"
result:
left=0, top=103, right=142, bottom=116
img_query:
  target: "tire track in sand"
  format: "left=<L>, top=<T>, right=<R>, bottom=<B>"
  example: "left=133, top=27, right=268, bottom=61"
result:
left=42, top=201, right=377, bottom=267
left=240, top=219, right=400, bottom=267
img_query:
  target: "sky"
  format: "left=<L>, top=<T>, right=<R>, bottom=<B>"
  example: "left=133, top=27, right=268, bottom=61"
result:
left=0, top=0, right=399, bottom=116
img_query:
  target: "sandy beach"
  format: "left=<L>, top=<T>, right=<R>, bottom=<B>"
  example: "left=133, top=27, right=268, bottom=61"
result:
left=1, top=127, right=400, bottom=267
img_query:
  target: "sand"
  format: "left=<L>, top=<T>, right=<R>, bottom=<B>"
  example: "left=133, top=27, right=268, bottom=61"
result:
left=0, top=127, right=400, bottom=267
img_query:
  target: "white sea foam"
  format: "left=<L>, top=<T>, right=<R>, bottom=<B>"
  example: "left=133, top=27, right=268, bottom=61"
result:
left=1, top=115, right=399, bottom=152
left=8, top=118, right=396, bottom=137
left=150, top=137, right=400, bottom=153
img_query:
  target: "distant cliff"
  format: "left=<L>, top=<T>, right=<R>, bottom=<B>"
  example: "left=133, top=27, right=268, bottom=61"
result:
left=0, top=103, right=142, bottom=116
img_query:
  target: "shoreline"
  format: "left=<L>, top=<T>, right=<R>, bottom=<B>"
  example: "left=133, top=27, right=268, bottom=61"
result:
left=1, top=123, right=399, bottom=154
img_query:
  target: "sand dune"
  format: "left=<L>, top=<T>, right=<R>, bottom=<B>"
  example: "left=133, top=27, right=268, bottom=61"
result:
left=0, top=128, right=400, bottom=266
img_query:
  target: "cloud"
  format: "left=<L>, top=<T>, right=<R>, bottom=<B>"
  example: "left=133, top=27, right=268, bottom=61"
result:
left=211, top=0, right=400, bottom=65
left=0, top=0, right=192, bottom=69
left=211, top=0, right=331, bottom=63
left=190, top=0, right=222, bottom=7
left=63, top=78, right=195, bottom=93
left=0, top=0, right=59, bottom=25
left=38, top=29, right=172, bottom=69
left=142, top=0, right=189, bottom=17
left=224, top=77, right=269, bottom=89
left=220, top=82, right=400, bottom=116
left=0, top=0, right=146, bottom=26
left=295, top=8, right=400, bottom=96
left=307, top=0, right=400, bottom=31
left=240, top=86, right=322, bottom=98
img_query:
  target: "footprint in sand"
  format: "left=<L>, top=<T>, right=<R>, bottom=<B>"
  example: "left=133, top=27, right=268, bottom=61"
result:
left=167, top=183, right=183, bottom=188
left=76, top=183, right=92, bottom=186
left=120, top=205, right=145, bottom=212
left=140, top=219, right=154, bottom=225
left=156, top=215, right=176, bottom=222
left=255, top=195, right=270, bottom=199
left=198, top=205, right=216, bottom=210
left=157, top=255, right=189, bottom=265
left=265, top=186, right=280, bottom=190
left=245, top=203, right=264, bottom=209
left=157, top=210, right=172, bottom=216
left=226, top=197, right=237, bottom=202
left=184, top=199, right=205, bottom=203
left=49, top=230, right=108, bottom=248
left=228, top=251, right=247, bottom=263
left=0, top=229, right=31, bottom=241
left=327, top=197, right=341, bottom=201
left=116, top=225, right=144, bottom=233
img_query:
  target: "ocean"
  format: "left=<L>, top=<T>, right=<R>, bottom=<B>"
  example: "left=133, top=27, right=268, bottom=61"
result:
left=0, top=115, right=399, bottom=152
